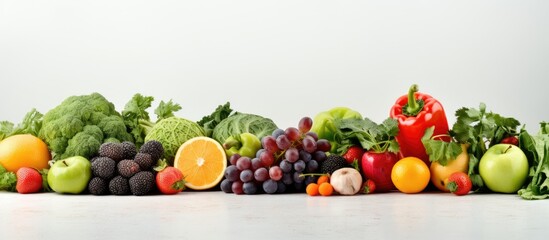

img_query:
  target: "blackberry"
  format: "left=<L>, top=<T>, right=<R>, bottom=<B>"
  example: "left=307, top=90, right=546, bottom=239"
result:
left=117, top=160, right=141, bottom=178
left=129, top=171, right=155, bottom=196
left=320, top=155, right=348, bottom=175
left=90, top=156, right=99, bottom=163
left=99, top=142, right=124, bottom=161
left=139, top=140, right=164, bottom=161
left=121, top=141, right=137, bottom=160
left=88, top=177, right=109, bottom=195
left=91, top=157, right=116, bottom=179
left=134, top=153, right=154, bottom=170
left=109, top=176, right=130, bottom=195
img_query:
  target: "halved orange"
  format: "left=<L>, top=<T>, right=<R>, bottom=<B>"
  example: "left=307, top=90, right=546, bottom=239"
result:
left=173, top=137, right=227, bottom=190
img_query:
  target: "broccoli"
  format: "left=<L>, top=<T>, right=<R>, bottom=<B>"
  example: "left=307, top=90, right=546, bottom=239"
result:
left=39, top=93, right=133, bottom=160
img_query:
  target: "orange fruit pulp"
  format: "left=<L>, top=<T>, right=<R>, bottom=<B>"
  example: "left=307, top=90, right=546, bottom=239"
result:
left=173, top=137, right=227, bottom=190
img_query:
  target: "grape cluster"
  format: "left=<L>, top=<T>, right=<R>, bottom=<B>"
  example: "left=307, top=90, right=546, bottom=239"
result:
left=221, top=117, right=331, bottom=194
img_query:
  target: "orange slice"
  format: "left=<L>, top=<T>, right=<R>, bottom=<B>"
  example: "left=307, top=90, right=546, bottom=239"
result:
left=173, top=137, right=227, bottom=190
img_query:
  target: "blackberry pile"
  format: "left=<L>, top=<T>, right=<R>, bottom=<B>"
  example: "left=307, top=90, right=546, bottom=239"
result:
left=88, top=140, right=163, bottom=196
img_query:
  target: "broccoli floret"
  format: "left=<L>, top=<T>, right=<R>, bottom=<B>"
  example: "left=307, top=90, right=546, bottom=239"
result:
left=63, top=126, right=103, bottom=160
left=39, top=93, right=133, bottom=160
left=98, top=116, right=131, bottom=141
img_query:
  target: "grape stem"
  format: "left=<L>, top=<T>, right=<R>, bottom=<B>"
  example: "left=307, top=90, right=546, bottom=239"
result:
left=299, top=173, right=329, bottom=178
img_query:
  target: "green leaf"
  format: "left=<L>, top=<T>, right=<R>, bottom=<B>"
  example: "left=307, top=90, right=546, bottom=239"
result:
left=479, top=102, right=486, bottom=115
left=480, top=117, right=496, bottom=139
left=451, top=119, right=475, bottom=144
left=403, top=99, right=425, bottom=117
left=355, top=134, right=376, bottom=150
left=197, top=102, right=233, bottom=137
left=122, top=94, right=154, bottom=121
left=490, top=128, right=507, bottom=147
left=421, top=126, right=435, bottom=142
left=493, top=114, right=520, bottom=131
left=455, top=107, right=480, bottom=126
left=9, top=109, right=43, bottom=137
left=468, top=153, right=485, bottom=191
left=0, top=109, right=43, bottom=140
left=336, top=117, right=398, bottom=153
left=0, top=165, right=17, bottom=192
left=421, top=126, right=461, bottom=165
left=380, top=118, right=399, bottom=137
left=450, top=103, right=523, bottom=192
left=540, top=122, right=549, bottom=135
left=538, top=166, right=549, bottom=193
left=519, top=147, right=549, bottom=200
left=387, top=140, right=400, bottom=153
left=517, top=127, right=549, bottom=200
left=0, top=121, right=14, bottom=141
left=338, top=118, right=376, bottom=133
left=519, top=188, right=549, bottom=200
left=519, top=130, right=538, bottom=167
left=468, top=154, right=479, bottom=176
left=153, top=159, right=169, bottom=172
left=122, top=94, right=155, bottom=147
left=469, top=174, right=484, bottom=189
left=154, top=100, right=182, bottom=122
left=446, top=181, right=458, bottom=193
left=40, top=169, right=52, bottom=192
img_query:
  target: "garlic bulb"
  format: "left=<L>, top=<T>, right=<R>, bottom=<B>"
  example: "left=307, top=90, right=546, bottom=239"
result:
left=330, top=168, right=363, bottom=195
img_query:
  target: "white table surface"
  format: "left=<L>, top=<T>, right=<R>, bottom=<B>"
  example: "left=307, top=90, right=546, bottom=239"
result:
left=1, top=191, right=546, bottom=240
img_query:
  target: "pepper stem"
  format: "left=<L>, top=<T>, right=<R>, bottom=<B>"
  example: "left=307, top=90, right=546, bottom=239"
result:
left=403, top=84, right=425, bottom=117
left=407, top=84, right=419, bottom=112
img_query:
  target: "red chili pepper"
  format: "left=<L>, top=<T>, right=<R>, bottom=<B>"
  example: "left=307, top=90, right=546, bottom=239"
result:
left=389, top=84, right=450, bottom=166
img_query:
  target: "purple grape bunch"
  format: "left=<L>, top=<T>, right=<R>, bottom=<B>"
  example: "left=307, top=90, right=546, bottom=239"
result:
left=221, top=117, right=331, bottom=194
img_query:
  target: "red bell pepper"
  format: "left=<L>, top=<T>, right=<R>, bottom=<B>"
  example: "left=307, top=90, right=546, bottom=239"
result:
left=389, top=84, right=450, bottom=166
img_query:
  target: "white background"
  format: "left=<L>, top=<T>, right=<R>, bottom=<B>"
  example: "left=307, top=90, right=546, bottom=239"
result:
left=1, top=1, right=548, bottom=132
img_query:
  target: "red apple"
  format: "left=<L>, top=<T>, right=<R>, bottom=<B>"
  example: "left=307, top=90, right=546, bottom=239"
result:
left=361, top=151, right=400, bottom=192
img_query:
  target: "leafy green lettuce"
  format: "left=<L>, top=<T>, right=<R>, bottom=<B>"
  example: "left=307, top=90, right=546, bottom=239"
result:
left=0, top=165, right=16, bottom=192
left=0, top=109, right=43, bottom=141
left=333, top=117, right=399, bottom=154
left=197, top=102, right=233, bottom=137
left=518, top=122, right=549, bottom=200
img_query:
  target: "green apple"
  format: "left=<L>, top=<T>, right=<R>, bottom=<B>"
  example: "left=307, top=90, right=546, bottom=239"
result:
left=479, top=144, right=529, bottom=193
left=47, top=156, right=91, bottom=194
